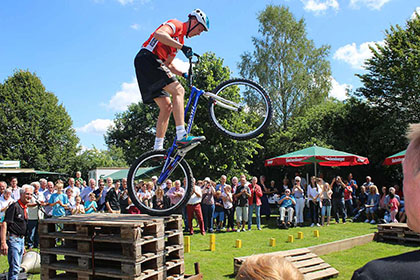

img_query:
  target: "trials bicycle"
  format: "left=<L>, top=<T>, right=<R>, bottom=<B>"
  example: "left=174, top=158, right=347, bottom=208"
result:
left=127, top=54, right=272, bottom=216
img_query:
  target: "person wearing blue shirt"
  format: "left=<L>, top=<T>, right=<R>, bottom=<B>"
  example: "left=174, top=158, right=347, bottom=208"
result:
left=48, top=181, right=68, bottom=218
left=84, top=193, right=98, bottom=214
left=277, top=188, right=296, bottom=227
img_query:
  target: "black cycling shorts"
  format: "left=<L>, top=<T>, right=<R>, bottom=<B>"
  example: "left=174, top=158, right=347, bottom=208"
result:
left=134, top=49, right=177, bottom=104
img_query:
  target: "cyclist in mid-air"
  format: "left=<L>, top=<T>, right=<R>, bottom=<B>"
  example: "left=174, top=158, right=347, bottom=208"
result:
left=134, top=9, right=210, bottom=151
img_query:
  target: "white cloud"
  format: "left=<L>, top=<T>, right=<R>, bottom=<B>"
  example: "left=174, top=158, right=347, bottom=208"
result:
left=349, top=0, right=391, bottom=10
left=333, top=41, right=384, bottom=69
left=302, top=0, right=339, bottom=14
left=130, top=24, right=140, bottom=30
left=329, top=77, right=352, bottom=101
left=76, top=119, right=115, bottom=134
left=171, top=58, right=189, bottom=74
left=105, top=78, right=141, bottom=111
left=411, top=7, right=420, bottom=20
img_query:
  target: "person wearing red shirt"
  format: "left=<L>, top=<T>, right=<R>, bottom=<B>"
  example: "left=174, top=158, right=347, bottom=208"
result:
left=134, top=9, right=210, bottom=150
left=247, top=177, right=263, bottom=230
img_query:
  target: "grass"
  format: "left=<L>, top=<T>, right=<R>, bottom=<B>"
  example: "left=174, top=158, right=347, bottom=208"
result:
left=0, top=219, right=416, bottom=280
left=184, top=219, right=378, bottom=279
left=321, top=241, right=418, bottom=279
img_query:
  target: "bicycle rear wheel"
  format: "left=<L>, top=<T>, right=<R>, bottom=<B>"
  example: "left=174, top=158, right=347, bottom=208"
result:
left=208, top=78, right=272, bottom=140
left=127, top=150, right=193, bottom=216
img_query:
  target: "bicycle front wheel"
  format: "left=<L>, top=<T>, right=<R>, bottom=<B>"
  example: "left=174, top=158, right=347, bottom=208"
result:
left=127, top=150, right=193, bottom=216
left=208, top=79, right=272, bottom=140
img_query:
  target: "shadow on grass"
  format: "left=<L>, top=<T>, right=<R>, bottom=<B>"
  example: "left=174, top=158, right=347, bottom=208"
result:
left=223, top=272, right=236, bottom=279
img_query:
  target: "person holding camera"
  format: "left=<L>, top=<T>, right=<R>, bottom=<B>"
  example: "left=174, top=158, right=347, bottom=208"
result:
left=331, top=176, right=347, bottom=224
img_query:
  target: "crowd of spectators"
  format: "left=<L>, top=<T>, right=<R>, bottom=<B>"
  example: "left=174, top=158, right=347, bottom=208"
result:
left=0, top=171, right=406, bottom=248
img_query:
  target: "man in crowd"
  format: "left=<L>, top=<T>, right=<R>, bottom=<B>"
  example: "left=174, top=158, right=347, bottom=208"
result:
left=27, top=182, right=45, bottom=249
left=42, top=181, right=55, bottom=218
left=39, top=178, right=48, bottom=193
left=105, top=179, right=120, bottom=214
left=94, top=179, right=107, bottom=212
left=277, top=188, right=296, bottom=228
left=352, top=124, right=420, bottom=279
left=81, top=179, right=97, bottom=203
left=1, top=185, right=33, bottom=280
left=119, top=178, right=129, bottom=214
left=186, top=178, right=205, bottom=235
left=66, top=178, right=80, bottom=198
left=10, top=177, right=20, bottom=201
left=234, top=175, right=251, bottom=232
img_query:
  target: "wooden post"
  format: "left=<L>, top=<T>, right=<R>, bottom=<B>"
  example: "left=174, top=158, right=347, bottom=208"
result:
left=236, top=239, right=242, bottom=248
left=288, top=235, right=294, bottom=243
left=298, top=232, right=304, bottom=239
left=314, top=230, right=320, bottom=238
left=210, top=234, right=216, bottom=251
left=269, top=238, right=276, bottom=247
left=184, top=236, right=191, bottom=253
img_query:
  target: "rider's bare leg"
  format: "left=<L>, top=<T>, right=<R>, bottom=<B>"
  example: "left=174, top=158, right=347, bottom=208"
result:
left=153, top=96, right=172, bottom=150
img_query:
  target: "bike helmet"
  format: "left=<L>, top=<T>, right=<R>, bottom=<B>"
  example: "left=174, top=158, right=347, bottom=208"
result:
left=188, top=9, right=210, bottom=31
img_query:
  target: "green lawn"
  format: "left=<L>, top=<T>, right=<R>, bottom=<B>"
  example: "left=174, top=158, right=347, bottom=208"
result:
left=184, top=220, right=379, bottom=279
left=1, top=220, right=417, bottom=280
left=322, top=241, right=418, bottom=279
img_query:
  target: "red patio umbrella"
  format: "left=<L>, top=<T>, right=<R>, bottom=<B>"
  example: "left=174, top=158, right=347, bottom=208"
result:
left=383, top=150, right=405, bottom=165
left=265, top=145, right=369, bottom=175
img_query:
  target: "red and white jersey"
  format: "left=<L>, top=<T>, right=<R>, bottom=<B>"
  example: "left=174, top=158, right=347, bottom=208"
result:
left=142, top=19, right=186, bottom=61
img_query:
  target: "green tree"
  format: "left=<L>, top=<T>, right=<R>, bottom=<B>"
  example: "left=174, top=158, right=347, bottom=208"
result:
left=239, top=5, right=331, bottom=130
left=0, top=70, right=80, bottom=173
left=72, top=145, right=127, bottom=180
left=106, top=53, right=262, bottom=179
left=357, top=13, right=420, bottom=124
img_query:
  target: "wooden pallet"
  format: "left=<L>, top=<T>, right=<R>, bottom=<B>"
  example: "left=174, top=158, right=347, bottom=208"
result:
left=377, top=223, right=420, bottom=244
left=234, top=248, right=339, bottom=280
left=39, top=214, right=184, bottom=280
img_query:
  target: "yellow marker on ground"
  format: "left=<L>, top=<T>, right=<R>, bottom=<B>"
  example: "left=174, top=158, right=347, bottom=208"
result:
left=210, top=234, right=216, bottom=251
left=288, top=235, right=294, bottom=243
left=184, top=236, right=191, bottom=253
left=297, top=231, right=304, bottom=239
left=314, top=230, right=320, bottom=237
left=236, top=239, right=242, bottom=248
left=269, top=238, right=276, bottom=247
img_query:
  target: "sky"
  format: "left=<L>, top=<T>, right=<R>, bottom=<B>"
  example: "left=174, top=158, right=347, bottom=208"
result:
left=1, top=0, right=419, bottom=150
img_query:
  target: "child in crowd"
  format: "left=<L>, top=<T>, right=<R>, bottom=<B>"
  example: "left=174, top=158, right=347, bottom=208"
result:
left=71, top=195, right=85, bottom=215
left=214, top=191, right=224, bottom=231
left=49, top=181, right=68, bottom=218
left=388, top=193, right=400, bottom=223
left=65, top=188, right=75, bottom=216
left=85, top=193, right=98, bottom=214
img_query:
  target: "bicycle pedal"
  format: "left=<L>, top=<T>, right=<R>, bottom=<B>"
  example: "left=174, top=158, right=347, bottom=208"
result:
left=177, top=142, right=201, bottom=155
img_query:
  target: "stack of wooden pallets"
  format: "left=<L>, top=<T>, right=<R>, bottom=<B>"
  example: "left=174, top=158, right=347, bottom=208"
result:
left=377, top=223, right=420, bottom=244
left=39, top=214, right=184, bottom=280
left=234, top=248, right=339, bottom=280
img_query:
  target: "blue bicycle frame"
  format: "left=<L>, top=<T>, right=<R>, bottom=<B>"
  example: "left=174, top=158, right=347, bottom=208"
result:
left=156, top=85, right=204, bottom=186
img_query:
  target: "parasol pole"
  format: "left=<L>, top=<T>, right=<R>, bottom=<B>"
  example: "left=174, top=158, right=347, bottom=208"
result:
left=314, top=162, right=317, bottom=177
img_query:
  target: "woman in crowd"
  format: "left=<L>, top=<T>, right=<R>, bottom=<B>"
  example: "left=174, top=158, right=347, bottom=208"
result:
left=0, top=188, right=14, bottom=223
left=365, top=185, right=380, bottom=224
left=214, top=191, right=224, bottom=231
left=201, top=178, right=215, bottom=233
left=292, top=176, right=305, bottom=226
left=222, top=185, right=235, bottom=232
left=152, top=187, right=170, bottom=210
left=307, top=176, right=321, bottom=227
left=344, top=180, right=354, bottom=217
left=378, top=186, right=388, bottom=220
left=320, top=183, right=332, bottom=226
left=259, top=175, right=271, bottom=220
